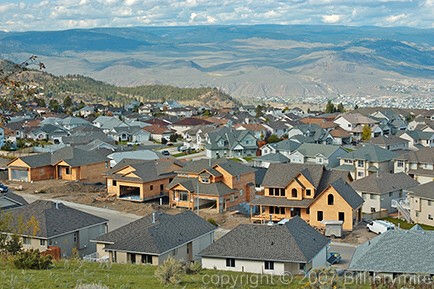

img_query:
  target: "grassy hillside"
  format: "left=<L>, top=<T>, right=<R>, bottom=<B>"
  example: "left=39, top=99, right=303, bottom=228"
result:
left=0, top=259, right=370, bottom=289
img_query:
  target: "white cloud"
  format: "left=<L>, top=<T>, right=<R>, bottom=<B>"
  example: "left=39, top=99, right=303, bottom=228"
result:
left=207, top=15, right=217, bottom=23
left=385, top=13, right=408, bottom=23
left=322, top=14, right=342, bottom=23
left=189, top=12, right=198, bottom=22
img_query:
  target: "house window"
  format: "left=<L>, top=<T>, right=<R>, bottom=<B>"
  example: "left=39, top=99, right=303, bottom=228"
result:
left=397, top=161, right=404, bottom=168
left=239, top=189, right=244, bottom=196
left=269, top=188, right=274, bottom=196
left=180, top=192, right=189, bottom=202
left=371, top=207, right=376, bottom=213
left=300, top=263, right=306, bottom=271
left=357, top=171, right=364, bottom=177
left=429, top=214, right=433, bottom=221
left=236, top=175, right=240, bottom=181
left=280, top=188, right=286, bottom=197
left=150, top=185, right=153, bottom=190
left=291, top=188, right=297, bottom=198
left=73, top=232, right=78, bottom=243
left=357, top=160, right=364, bottom=167
left=40, top=239, right=46, bottom=246
left=112, top=180, right=117, bottom=186
left=428, top=200, right=432, bottom=206
left=370, top=194, right=376, bottom=200
left=327, top=194, right=334, bottom=205
left=389, top=192, right=393, bottom=197
left=338, top=212, right=345, bottom=222
left=317, top=211, right=323, bottom=221
left=65, top=167, right=71, bottom=175
left=23, top=237, right=31, bottom=245
left=160, top=184, right=164, bottom=192
left=264, top=261, right=274, bottom=270
left=201, top=177, right=210, bottom=183
left=226, top=258, right=235, bottom=267
left=141, top=254, right=152, bottom=264
left=306, top=189, right=312, bottom=197
left=416, top=211, right=419, bottom=217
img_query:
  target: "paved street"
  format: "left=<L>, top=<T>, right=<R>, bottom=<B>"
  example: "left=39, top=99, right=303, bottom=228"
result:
left=19, top=192, right=141, bottom=231
left=329, top=242, right=358, bottom=269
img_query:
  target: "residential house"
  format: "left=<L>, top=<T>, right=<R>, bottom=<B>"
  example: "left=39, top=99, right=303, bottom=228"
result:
left=73, top=105, right=95, bottom=117
left=260, top=139, right=301, bottom=158
left=397, top=130, right=434, bottom=150
left=394, top=148, right=434, bottom=184
left=350, top=172, right=419, bottom=214
left=263, top=120, right=290, bottom=138
left=238, top=105, right=256, bottom=116
left=235, top=124, right=269, bottom=140
left=253, top=153, right=290, bottom=168
left=369, top=135, right=409, bottom=151
left=348, top=229, right=434, bottom=276
left=4, top=200, right=108, bottom=258
left=143, top=125, right=174, bottom=142
left=250, top=163, right=362, bottom=231
left=0, top=192, right=28, bottom=210
left=370, top=109, right=407, bottom=134
left=92, top=211, right=215, bottom=264
left=170, top=117, right=213, bottom=136
left=205, top=127, right=258, bottom=159
left=329, top=127, right=352, bottom=145
left=407, top=182, right=434, bottom=227
left=108, top=126, right=150, bottom=143
left=8, top=147, right=109, bottom=182
left=184, top=126, right=218, bottom=150
left=289, top=143, right=348, bottom=168
left=106, top=158, right=184, bottom=202
left=336, top=145, right=398, bottom=180
left=107, top=150, right=161, bottom=167
left=288, top=124, right=332, bottom=144
left=58, top=117, right=92, bottom=131
left=92, top=116, right=129, bottom=134
left=334, top=113, right=380, bottom=142
left=165, top=107, right=196, bottom=117
left=163, top=100, right=183, bottom=110
left=200, top=216, right=329, bottom=275
left=168, top=159, right=256, bottom=212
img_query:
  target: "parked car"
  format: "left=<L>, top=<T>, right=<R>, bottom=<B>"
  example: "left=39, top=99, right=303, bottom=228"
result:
left=162, top=150, right=170, bottom=156
left=177, top=145, right=188, bottom=152
left=0, top=182, right=9, bottom=193
left=367, top=220, right=395, bottom=234
left=327, top=252, right=342, bottom=265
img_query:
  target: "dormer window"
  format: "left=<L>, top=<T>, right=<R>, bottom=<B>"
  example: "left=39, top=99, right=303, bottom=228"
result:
left=291, top=188, right=297, bottom=198
left=200, top=177, right=210, bottom=183
left=328, top=194, right=334, bottom=205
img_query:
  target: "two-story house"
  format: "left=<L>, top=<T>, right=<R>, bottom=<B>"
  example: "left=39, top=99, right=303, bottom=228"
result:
left=397, top=131, right=434, bottom=150
left=250, top=163, right=362, bottom=231
left=334, top=113, right=380, bottom=142
left=289, top=143, right=348, bottom=168
left=407, top=182, right=434, bottom=227
left=336, top=145, right=398, bottom=180
left=168, top=159, right=256, bottom=212
left=259, top=139, right=301, bottom=158
left=287, top=124, right=332, bottom=144
left=394, top=148, right=434, bottom=184
left=369, top=135, right=409, bottom=151
left=205, top=127, right=258, bottom=159
left=106, top=158, right=184, bottom=202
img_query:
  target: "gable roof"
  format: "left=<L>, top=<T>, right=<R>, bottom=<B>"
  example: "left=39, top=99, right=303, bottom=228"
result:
left=349, top=230, right=434, bottom=274
left=350, top=172, right=419, bottom=194
left=395, top=147, right=434, bottom=164
left=167, top=177, right=236, bottom=196
left=172, top=117, right=212, bottom=126
left=270, top=139, right=301, bottom=152
left=95, top=211, right=215, bottom=255
left=336, top=113, right=378, bottom=125
left=262, top=163, right=325, bottom=189
left=407, top=181, right=434, bottom=200
left=8, top=200, right=108, bottom=238
left=0, top=192, right=28, bottom=210
left=341, top=144, right=398, bottom=162
left=322, top=178, right=364, bottom=209
left=200, top=216, right=329, bottom=263
left=292, top=143, right=346, bottom=158
left=369, top=135, right=409, bottom=146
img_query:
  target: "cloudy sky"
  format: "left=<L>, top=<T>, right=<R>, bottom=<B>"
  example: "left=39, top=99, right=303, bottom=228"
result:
left=0, top=0, right=433, bottom=32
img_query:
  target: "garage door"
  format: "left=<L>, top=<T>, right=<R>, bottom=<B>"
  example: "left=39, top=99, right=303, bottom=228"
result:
left=11, top=169, right=28, bottom=181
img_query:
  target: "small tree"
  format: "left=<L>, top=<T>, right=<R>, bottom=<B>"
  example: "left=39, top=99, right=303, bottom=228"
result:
left=154, top=257, right=184, bottom=285
left=14, top=249, right=52, bottom=270
left=325, top=100, right=336, bottom=113
left=63, top=96, right=73, bottom=109
left=266, top=134, right=280, bottom=143
left=169, top=133, right=178, bottom=143
left=361, top=125, right=372, bottom=141
left=337, top=103, right=344, bottom=113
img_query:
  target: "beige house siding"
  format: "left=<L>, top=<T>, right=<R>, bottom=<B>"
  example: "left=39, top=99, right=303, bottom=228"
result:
left=409, top=197, right=434, bottom=227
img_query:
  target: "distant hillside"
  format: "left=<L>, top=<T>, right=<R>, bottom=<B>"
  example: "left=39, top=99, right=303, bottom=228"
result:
left=1, top=25, right=434, bottom=100
left=0, top=60, right=240, bottom=108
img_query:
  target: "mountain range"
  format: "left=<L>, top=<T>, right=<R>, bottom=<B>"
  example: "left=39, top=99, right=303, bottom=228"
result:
left=1, top=25, right=434, bottom=101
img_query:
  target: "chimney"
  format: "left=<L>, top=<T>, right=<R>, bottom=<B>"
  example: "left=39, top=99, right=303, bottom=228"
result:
left=152, top=212, right=156, bottom=223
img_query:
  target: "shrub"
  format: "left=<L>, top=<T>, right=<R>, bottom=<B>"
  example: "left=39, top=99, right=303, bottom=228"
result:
left=154, top=257, right=184, bottom=285
left=184, top=261, right=202, bottom=275
left=13, top=249, right=53, bottom=270
left=207, top=218, right=218, bottom=226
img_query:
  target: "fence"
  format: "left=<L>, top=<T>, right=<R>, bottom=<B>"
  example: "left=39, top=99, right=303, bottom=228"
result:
left=41, top=246, right=61, bottom=261
left=362, top=209, right=389, bottom=221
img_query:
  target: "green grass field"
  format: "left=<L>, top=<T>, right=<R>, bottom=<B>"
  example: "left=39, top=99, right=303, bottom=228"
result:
left=0, top=259, right=370, bottom=289
left=381, top=217, right=434, bottom=230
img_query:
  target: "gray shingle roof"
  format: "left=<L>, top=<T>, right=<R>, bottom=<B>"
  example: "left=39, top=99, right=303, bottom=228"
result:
left=199, top=216, right=329, bottom=263
left=395, top=147, right=434, bottom=164
left=350, top=172, right=419, bottom=195
left=253, top=153, right=290, bottom=163
left=293, top=143, right=346, bottom=158
left=327, top=178, right=364, bottom=209
left=167, top=177, right=236, bottom=197
left=341, top=144, right=398, bottom=162
left=95, top=211, right=216, bottom=255
left=262, top=163, right=325, bottom=189
left=8, top=200, right=108, bottom=238
left=349, top=230, right=434, bottom=274
left=270, top=139, right=301, bottom=152
left=250, top=196, right=314, bottom=208
left=407, top=182, right=434, bottom=200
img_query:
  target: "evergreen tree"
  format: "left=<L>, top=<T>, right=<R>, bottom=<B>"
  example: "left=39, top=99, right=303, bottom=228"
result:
left=325, top=100, right=335, bottom=113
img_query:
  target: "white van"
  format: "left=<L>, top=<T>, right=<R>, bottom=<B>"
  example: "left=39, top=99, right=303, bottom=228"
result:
left=367, top=220, right=395, bottom=234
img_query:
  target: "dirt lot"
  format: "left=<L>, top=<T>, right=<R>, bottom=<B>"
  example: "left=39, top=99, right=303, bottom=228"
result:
left=4, top=179, right=250, bottom=230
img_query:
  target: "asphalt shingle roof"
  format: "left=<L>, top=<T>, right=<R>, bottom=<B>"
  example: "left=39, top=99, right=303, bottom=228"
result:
left=407, top=182, right=434, bottom=200
left=395, top=147, right=434, bottom=164
left=95, top=211, right=216, bottom=255
left=262, top=163, right=325, bottom=189
left=200, top=216, right=329, bottom=263
left=349, top=230, right=434, bottom=274
left=341, top=144, right=398, bottom=162
left=8, top=200, right=108, bottom=238
left=350, top=172, right=419, bottom=195
left=167, top=177, right=236, bottom=196
left=327, top=178, right=364, bottom=209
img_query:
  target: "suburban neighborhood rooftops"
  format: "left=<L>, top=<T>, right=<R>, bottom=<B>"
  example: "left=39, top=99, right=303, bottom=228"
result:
left=199, top=216, right=329, bottom=263
left=8, top=200, right=108, bottom=238
left=167, top=177, right=237, bottom=196
left=349, top=230, right=434, bottom=274
left=350, top=172, right=419, bottom=194
left=324, top=178, right=364, bottom=209
left=394, top=147, right=434, bottom=164
left=262, top=163, right=325, bottom=189
left=340, top=144, right=398, bottom=162
left=407, top=182, right=434, bottom=200
left=94, top=211, right=216, bottom=255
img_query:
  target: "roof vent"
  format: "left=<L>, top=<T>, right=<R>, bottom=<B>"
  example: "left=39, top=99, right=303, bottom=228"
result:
left=152, top=212, right=156, bottom=223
